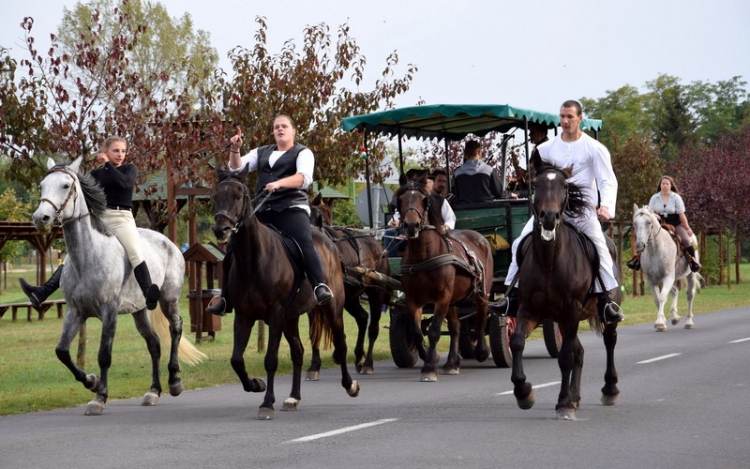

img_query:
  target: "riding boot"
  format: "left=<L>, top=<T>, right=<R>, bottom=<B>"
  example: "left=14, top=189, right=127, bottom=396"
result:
left=488, top=288, right=518, bottom=317
left=597, top=290, right=625, bottom=325
left=626, top=255, right=641, bottom=271
left=133, top=261, right=160, bottom=310
left=206, top=248, right=233, bottom=316
left=685, top=246, right=701, bottom=273
left=19, top=264, right=64, bottom=308
left=313, top=283, right=334, bottom=305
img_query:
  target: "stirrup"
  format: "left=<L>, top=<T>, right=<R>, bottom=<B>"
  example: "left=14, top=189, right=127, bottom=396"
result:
left=314, top=284, right=334, bottom=305
left=601, top=301, right=625, bottom=325
left=206, top=296, right=227, bottom=316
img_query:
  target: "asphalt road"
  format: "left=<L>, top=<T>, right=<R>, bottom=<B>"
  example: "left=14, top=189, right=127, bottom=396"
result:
left=2, top=307, right=749, bottom=469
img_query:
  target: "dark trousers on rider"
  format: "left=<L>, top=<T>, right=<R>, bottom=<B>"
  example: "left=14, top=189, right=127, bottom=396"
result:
left=257, top=207, right=327, bottom=287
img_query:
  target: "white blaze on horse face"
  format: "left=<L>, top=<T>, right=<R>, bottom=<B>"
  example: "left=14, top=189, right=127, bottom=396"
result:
left=546, top=172, right=558, bottom=181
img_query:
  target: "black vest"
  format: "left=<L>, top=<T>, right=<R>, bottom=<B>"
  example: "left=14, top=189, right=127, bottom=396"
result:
left=256, top=143, right=310, bottom=212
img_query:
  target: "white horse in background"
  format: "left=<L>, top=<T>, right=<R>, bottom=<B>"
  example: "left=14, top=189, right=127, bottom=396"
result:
left=632, top=205, right=701, bottom=331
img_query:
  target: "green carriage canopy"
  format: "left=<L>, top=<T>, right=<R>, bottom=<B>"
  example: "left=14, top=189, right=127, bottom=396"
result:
left=341, top=103, right=602, bottom=140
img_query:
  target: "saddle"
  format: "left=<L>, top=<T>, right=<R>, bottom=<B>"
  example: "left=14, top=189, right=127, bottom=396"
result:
left=266, top=224, right=305, bottom=281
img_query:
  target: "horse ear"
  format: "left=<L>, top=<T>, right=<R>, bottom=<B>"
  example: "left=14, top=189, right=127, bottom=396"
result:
left=562, top=165, right=574, bottom=179
left=47, top=158, right=56, bottom=170
left=69, top=156, right=83, bottom=174
left=312, top=193, right=322, bottom=205
left=633, top=203, right=639, bottom=213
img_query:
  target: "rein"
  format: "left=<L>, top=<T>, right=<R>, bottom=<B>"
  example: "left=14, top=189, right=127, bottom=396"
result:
left=636, top=211, right=662, bottom=251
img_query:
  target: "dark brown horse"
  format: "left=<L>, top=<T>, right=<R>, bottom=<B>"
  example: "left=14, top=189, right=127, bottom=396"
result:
left=510, top=153, right=621, bottom=419
left=211, top=168, right=359, bottom=420
left=308, top=194, right=393, bottom=376
left=396, top=181, right=494, bottom=381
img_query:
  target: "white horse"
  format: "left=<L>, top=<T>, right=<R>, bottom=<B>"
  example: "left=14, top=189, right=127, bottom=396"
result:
left=32, top=157, right=206, bottom=415
left=632, top=205, right=701, bottom=331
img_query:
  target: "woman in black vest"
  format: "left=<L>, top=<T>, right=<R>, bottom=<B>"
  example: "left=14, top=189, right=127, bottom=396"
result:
left=206, top=115, right=334, bottom=315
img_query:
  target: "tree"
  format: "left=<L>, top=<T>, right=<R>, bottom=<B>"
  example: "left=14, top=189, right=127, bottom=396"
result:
left=581, top=85, right=652, bottom=149
left=644, top=74, right=696, bottom=161
left=0, top=0, right=223, bottom=196
left=225, top=17, right=417, bottom=187
left=687, top=76, right=750, bottom=142
left=608, top=133, right=664, bottom=221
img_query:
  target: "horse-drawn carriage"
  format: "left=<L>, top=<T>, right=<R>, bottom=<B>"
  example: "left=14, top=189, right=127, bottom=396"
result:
left=341, top=104, right=603, bottom=370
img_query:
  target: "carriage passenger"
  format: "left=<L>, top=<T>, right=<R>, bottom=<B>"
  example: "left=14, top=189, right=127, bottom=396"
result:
left=452, top=140, right=517, bottom=204
left=205, top=115, right=334, bottom=316
left=627, top=176, right=701, bottom=272
left=20, top=136, right=161, bottom=310
left=491, top=100, right=625, bottom=325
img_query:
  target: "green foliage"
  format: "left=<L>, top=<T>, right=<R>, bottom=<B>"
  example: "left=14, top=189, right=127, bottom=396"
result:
left=331, top=198, right=364, bottom=228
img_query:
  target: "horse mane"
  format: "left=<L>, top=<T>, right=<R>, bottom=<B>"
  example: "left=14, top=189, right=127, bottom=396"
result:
left=534, top=163, right=589, bottom=219
left=394, top=181, right=445, bottom=228
left=51, top=164, right=111, bottom=235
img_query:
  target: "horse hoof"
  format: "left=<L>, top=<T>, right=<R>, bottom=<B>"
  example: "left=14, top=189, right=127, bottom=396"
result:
left=601, top=393, right=619, bottom=406
left=671, top=316, right=682, bottom=326
left=556, top=408, right=577, bottom=420
left=654, top=323, right=667, bottom=332
left=684, top=323, right=694, bottom=330
left=281, top=398, right=300, bottom=411
left=347, top=380, right=360, bottom=398
left=358, top=366, right=374, bottom=375
left=253, top=378, right=267, bottom=393
left=420, top=372, right=438, bottom=382
left=85, top=400, right=105, bottom=416
left=169, top=379, right=184, bottom=397
left=516, top=390, right=536, bottom=410
left=257, top=407, right=274, bottom=420
left=142, top=391, right=160, bottom=406
left=305, top=371, right=320, bottom=381
left=441, top=366, right=460, bottom=375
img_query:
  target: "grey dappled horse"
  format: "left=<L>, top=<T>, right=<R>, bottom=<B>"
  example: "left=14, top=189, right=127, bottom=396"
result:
left=32, top=157, right=205, bottom=415
left=632, top=205, right=701, bottom=331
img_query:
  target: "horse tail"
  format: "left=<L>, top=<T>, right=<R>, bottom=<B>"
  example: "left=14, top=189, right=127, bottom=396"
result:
left=149, top=306, right=208, bottom=366
left=309, top=307, right=334, bottom=351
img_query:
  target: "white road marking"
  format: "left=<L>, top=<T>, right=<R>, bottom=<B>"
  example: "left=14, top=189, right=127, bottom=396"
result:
left=495, top=381, right=561, bottom=396
left=729, top=337, right=750, bottom=344
left=287, top=418, right=398, bottom=443
left=637, top=353, right=682, bottom=364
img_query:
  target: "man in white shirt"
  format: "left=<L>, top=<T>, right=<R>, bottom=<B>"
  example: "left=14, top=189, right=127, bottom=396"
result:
left=493, top=100, right=624, bottom=325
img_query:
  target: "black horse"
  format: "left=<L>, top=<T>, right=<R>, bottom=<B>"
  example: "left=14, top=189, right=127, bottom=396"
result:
left=211, top=168, right=359, bottom=420
left=308, top=194, right=393, bottom=376
left=510, top=153, right=621, bottom=419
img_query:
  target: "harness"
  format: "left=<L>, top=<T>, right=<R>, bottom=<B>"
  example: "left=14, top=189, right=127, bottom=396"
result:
left=396, top=182, right=486, bottom=298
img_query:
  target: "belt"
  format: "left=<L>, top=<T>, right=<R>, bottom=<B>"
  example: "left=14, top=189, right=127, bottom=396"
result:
left=107, top=206, right=131, bottom=211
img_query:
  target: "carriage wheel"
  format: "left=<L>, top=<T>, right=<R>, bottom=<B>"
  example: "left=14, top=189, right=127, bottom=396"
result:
left=489, top=314, right=514, bottom=368
left=542, top=320, right=562, bottom=358
left=388, top=308, right=418, bottom=368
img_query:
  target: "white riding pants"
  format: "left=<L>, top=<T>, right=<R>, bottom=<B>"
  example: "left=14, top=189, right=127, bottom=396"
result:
left=504, top=215, right=618, bottom=293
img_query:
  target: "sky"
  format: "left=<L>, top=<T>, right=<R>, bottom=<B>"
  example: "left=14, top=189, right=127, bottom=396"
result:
left=2, top=0, right=749, bottom=117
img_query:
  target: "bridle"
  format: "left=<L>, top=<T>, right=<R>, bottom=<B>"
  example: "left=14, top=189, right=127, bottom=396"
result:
left=213, top=178, right=270, bottom=233
left=39, top=167, right=89, bottom=226
left=635, top=210, right=661, bottom=252
left=398, top=184, right=435, bottom=234
left=531, top=166, right=570, bottom=230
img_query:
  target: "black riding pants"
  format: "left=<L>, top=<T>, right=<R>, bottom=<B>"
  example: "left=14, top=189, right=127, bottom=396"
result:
left=257, top=207, right=326, bottom=287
